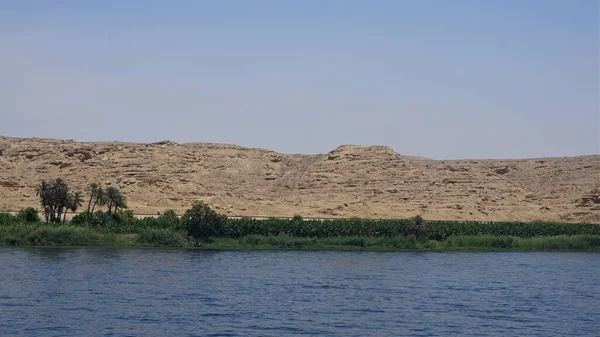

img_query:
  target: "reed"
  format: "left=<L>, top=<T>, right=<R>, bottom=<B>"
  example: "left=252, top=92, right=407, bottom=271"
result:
left=0, top=224, right=189, bottom=247
left=202, top=235, right=600, bottom=251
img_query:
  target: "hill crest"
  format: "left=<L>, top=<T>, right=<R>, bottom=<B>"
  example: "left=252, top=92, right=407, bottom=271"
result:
left=0, top=136, right=598, bottom=222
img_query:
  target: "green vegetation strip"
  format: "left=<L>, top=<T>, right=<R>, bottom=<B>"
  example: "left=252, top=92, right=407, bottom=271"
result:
left=204, top=235, right=600, bottom=251
left=0, top=225, right=188, bottom=247
left=1, top=224, right=599, bottom=251
left=2, top=202, right=600, bottom=250
left=215, top=218, right=600, bottom=239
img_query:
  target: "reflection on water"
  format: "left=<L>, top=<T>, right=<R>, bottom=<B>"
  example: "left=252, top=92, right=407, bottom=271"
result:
left=1, top=249, right=599, bottom=336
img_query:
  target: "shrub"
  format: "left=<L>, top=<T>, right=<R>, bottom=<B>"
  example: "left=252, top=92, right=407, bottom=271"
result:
left=70, top=211, right=90, bottom=225
left=135, top=229, right=188, bottom=247
left=157, top=209, right=180, bottom=228
left=0, top=212, right=15, bottom=226
left=0, top=225, right=100, bottom=246
left=244, top=234, right=263, bottom=246
left=114, top=209, right=136, bottom=225
left=181, top=202, right=226, bottom=243
left=341, top=237, right=365, bottom=247
left=16, top=207, right=41, bottom=223
left=89, top=211, right=114, bottom=227
left=393, top=235, right=417, bottom=249
left=405, top=215, right=428, bottom=239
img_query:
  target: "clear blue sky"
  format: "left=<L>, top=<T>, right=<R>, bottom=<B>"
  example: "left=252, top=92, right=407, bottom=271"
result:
left=1, top=0, right=598, bottom=159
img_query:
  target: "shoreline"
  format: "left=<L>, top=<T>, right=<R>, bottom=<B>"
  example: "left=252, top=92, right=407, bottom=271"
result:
left=2, top=232, right=599, bottom=251
left=3, top=245, right=599, bottom=252
left=2, top=213, right=599, bottom=251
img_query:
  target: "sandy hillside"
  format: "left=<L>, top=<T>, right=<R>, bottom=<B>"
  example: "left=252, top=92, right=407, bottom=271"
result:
left=0, top=136, right=598, bottom=222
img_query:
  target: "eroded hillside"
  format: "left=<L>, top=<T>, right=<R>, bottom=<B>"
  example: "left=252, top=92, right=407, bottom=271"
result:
left=0, top=136, right=598, bottom=222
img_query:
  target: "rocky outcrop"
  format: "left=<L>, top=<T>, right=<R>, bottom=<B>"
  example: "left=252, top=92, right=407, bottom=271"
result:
left=0, top=136, right=598, bottom=222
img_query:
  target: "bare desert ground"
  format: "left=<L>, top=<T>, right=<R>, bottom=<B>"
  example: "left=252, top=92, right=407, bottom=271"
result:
left=0, top=136, right=598, bottom=222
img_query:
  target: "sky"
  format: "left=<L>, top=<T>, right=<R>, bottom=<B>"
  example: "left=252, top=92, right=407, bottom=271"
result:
left=0, top=0, right=598, bottom=159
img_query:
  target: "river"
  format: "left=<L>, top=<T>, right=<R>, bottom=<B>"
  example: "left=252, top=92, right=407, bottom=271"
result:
left=1, top=249, right=598, bottom=336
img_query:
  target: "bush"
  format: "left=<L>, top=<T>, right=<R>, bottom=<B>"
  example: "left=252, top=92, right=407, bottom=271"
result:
left=244, top=234, right=263, bottom=246
left=135, top=229, right=188, bottom=247
left=446, top=235, right=514, bottom=248
left=0, top=225, right=100, bottom=246
left=405, top=215, right=428, bottom=239
left=393, top=235, right=417, bottom=249
left=16, top=207, right=40, bottom=223
left=157, top=209, right=180, bottom=228
left=181, top=202, right=226, bottom=243
left=89, top=211, right=115, bottom=227
left=341, top=237, right=365, bottom=247
left=114, top=209, right=136, bottom=225
left=70, top=211, right=90, bottom=225
left=0, top=212, right=15, bottom=226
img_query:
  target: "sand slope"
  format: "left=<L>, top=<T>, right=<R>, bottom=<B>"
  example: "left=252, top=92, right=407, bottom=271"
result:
left=0, top=136, right=598, bottom=222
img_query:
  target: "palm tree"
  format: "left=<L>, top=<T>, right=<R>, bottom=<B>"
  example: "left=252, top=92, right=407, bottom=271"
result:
left=90, top=186, right=105, bottom=215
left=405, top=215, right=428, bottom=239
left=105, top=187, right=127, bottom=215
left=36, top=178, right=68, bottom=222
left=35, top=180, right=51, bottom=222
left=63, top=191, right=84, bottom=222
left=35, top=179, right=86, bottom=223
left=51, top=178, right=70, bottom=223
left=87, top=183, right=99, bottom=214
left=113, top=193, right=127, bottom=214
left=71, top=191, right=84, bottom=213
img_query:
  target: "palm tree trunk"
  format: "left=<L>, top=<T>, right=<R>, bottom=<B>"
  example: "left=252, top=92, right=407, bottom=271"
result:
left=51, top=206, right=56, bottom=222
left=63, top=208, right=68, bottom=223
left=87, top=195, right=93, bottom=215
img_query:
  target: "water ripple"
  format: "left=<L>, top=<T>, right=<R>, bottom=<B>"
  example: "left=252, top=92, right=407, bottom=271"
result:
left=0, top=249, right=599, bottom=336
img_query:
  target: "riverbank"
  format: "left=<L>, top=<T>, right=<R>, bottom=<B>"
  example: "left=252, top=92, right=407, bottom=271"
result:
left=0, top=225, right=188, bottom=247
left=1, top=225, right=599, bottom=251
left=202, top=234, right=600, bottom=251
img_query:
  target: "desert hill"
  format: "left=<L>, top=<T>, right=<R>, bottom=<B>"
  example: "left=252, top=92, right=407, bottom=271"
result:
left=0, top=136, right=598, bottom=222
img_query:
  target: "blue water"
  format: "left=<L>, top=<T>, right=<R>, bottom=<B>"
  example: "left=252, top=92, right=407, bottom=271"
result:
left=0, top=249, right=598, bottom=336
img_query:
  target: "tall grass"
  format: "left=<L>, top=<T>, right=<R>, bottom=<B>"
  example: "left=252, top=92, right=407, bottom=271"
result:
left=0, top=224, right=189, bottom=247
left=203, top=235, right=600, bottom=251
left=512, top=235, right=600, bottom=251
left=0, top=224, right=103, bottom=246
left=203, top=235, right=420, bottom=250
left=135, top=228, right=188, bottom=247
left=433, top=235, right=600, bottom=251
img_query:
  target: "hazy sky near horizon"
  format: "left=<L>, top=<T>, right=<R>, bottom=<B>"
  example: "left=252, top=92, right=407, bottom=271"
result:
left=1, top=0, right=598, bottom=159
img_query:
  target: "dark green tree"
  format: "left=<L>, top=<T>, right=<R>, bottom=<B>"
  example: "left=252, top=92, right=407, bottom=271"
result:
left=36, top=178, right=70, bottom=222
left=181, top=202, right=225, bottom=245
left=90, top=186, right=105, bottom=215
left=405, top=215, right=428, bottom=239
left=35, top=180, right=51, bottom=222
left=86, top=183, right=99, bottom=214
left=63, top=191, right=84, bottom=222
left=35, top=179, right=86, bottom=223
left=105, top=186, right=127, bottom=215
left=16, top=207, right=40, bottom=223
left=158, top=209, right=179, bottom=228
left=52, top=178, right=69, bottom=222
